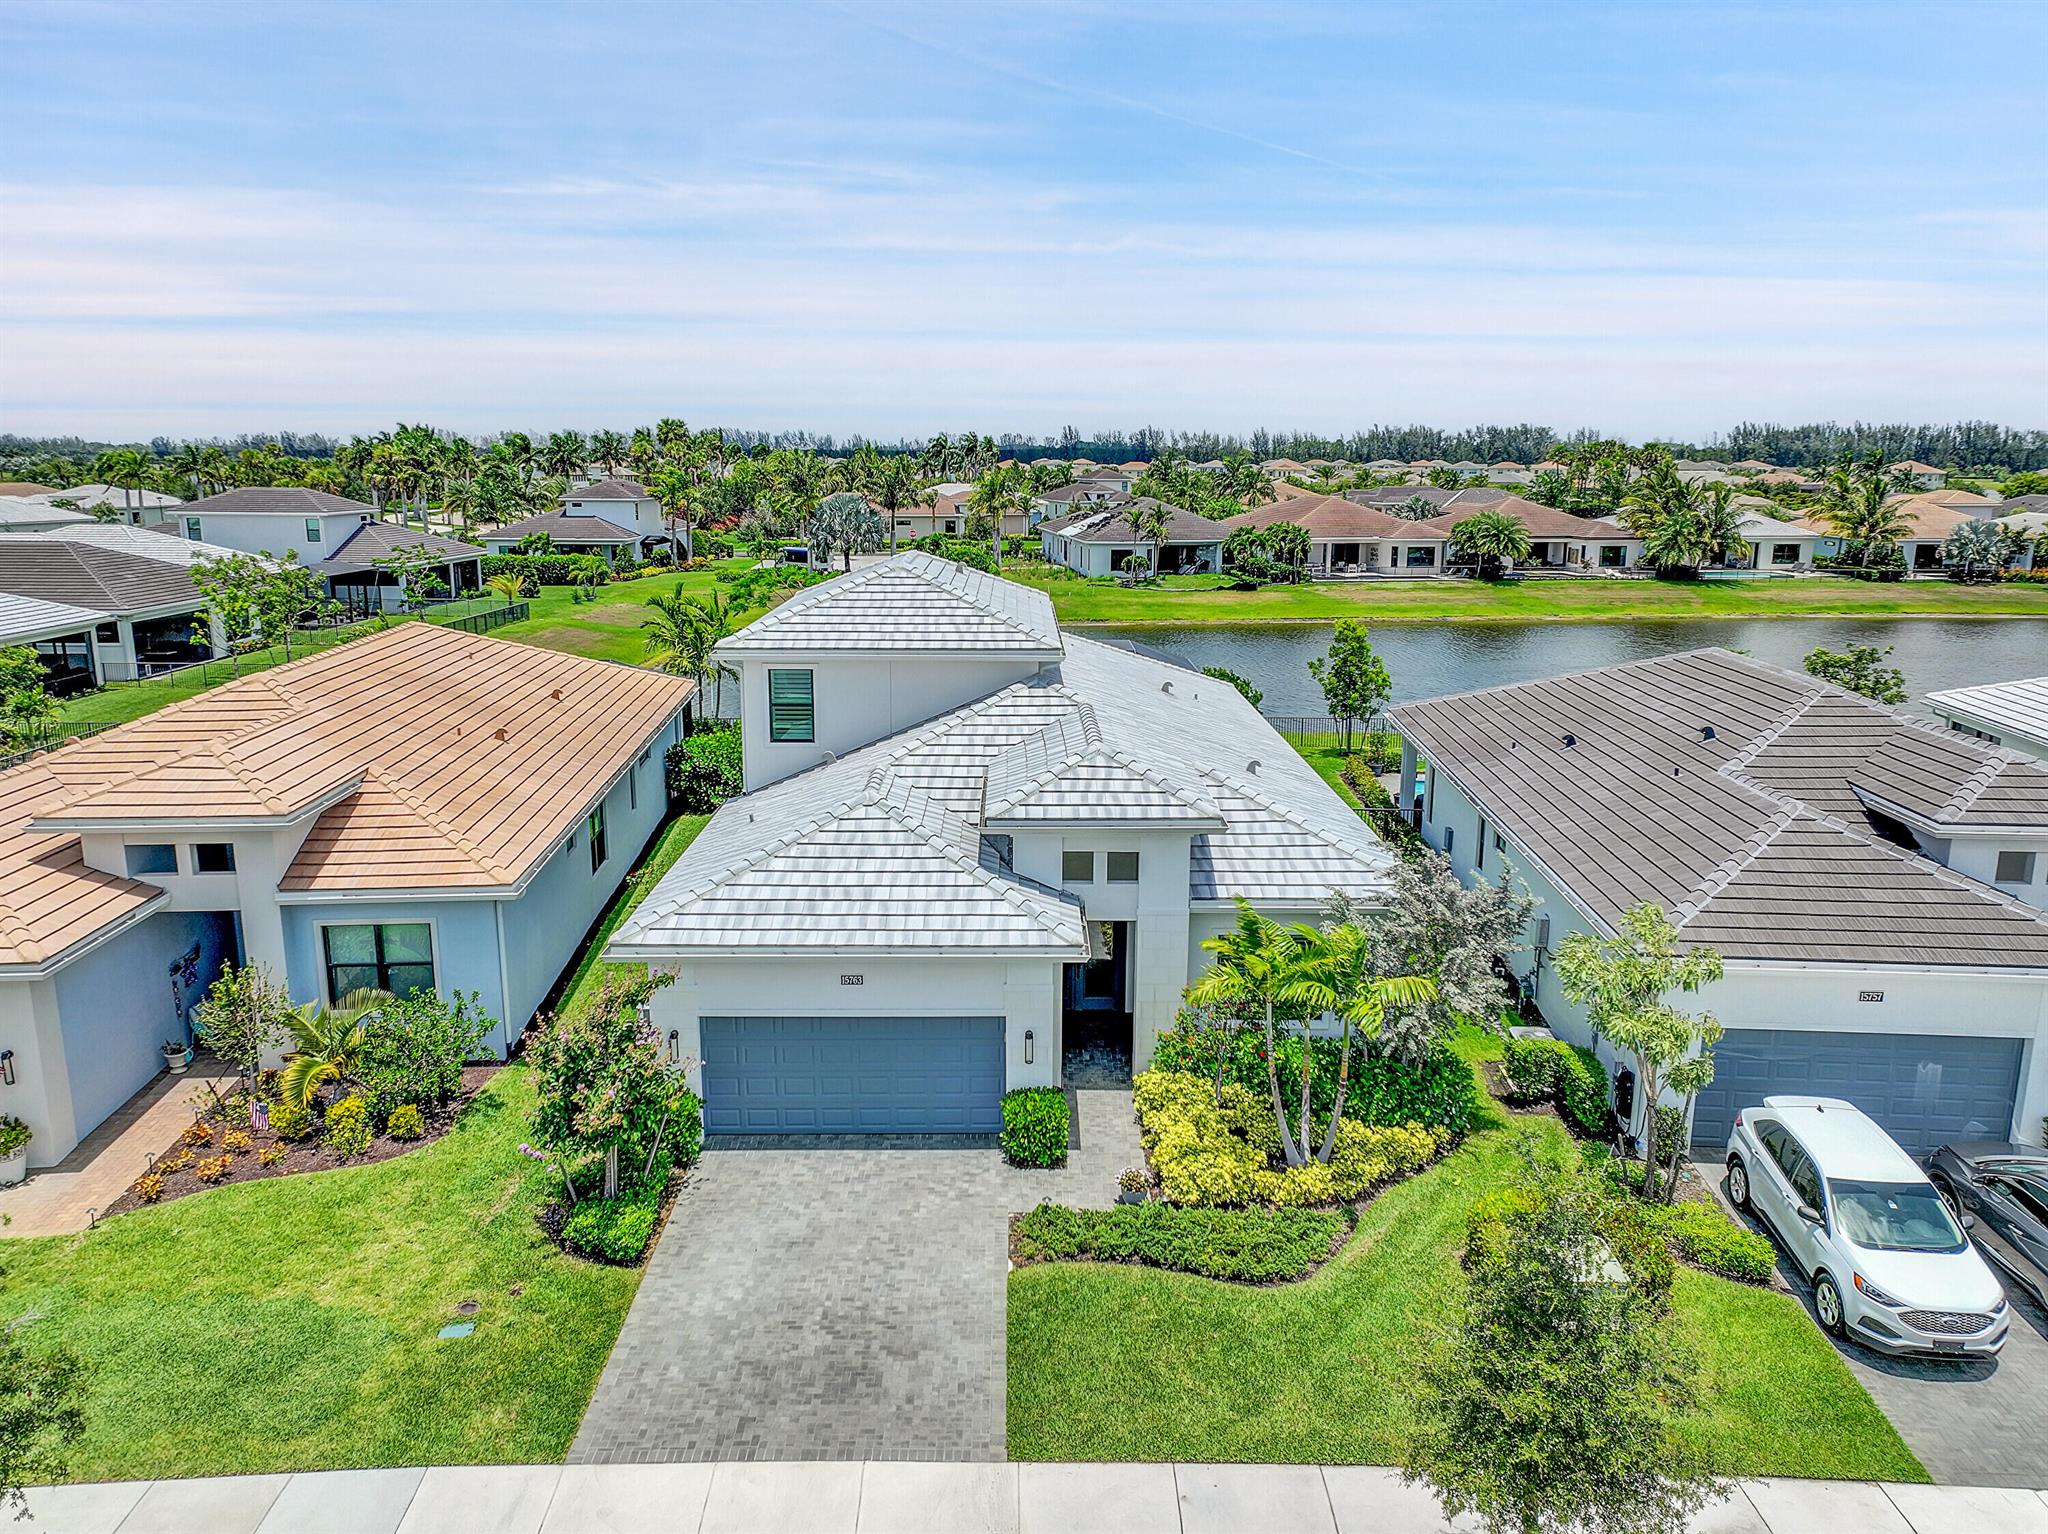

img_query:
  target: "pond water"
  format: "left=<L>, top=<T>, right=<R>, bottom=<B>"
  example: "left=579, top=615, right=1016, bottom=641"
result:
left=1086, top=617, right=2048, bottom=717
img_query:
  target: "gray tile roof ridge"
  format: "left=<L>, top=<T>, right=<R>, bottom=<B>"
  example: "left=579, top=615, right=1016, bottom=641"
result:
left=722, top=550, right=1060, bottom=652
left=1714, top=686, right=1831, bottom=777
left=982, top=737, right=1222, bottom=824
left=1669, top=801, right=1805, bottom=921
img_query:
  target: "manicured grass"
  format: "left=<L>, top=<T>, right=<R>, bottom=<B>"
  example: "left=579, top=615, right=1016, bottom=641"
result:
left=1006, top=1086, right=1923, bottom=1481
left=1008, top=567, right=2048, bottom=625
left=57, top=619, right=393, bottom=727
left=0, top=1070, right=638, bottom=1481
left=552, top=811, right=712, bottom=1019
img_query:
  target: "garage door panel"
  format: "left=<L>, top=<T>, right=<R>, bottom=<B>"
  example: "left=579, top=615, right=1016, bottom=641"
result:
left=1692, top=1028, right=2022, bottom=1157
left=701, top=1015, right=1005, bottom=1136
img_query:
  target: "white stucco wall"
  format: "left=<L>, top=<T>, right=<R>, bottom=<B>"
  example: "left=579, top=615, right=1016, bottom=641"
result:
left=176, top=509, right=367, bottom=560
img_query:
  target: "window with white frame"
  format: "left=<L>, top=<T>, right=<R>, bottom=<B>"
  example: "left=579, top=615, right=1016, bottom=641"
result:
left=1995, top=850, right=2039, bottom=885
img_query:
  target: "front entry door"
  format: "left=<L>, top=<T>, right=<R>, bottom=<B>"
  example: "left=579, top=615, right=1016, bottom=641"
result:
left=1065, top=921, right=1128, bottom=1013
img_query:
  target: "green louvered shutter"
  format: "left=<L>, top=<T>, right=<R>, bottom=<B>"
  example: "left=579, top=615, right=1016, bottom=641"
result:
left=768, top=669, right=815, bottom=742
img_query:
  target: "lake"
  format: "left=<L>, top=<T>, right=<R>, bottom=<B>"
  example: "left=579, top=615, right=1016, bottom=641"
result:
left=1086, top=617, right=2048, bottom=717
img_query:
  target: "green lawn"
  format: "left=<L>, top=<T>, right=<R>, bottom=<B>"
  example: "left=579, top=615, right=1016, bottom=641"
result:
left=552, top=811, right=712, bottom=1019
left=0, top=1070, right=637, bottom=1481
left=1009, top=567, right=2048, bottom=625
left=1006, top=1069, right=1924, bottom=1482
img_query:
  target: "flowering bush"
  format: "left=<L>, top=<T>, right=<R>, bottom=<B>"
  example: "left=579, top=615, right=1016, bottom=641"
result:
left=180, top=1120, right=215, bottom=1148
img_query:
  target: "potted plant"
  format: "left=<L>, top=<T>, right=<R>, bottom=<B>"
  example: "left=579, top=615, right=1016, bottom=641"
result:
left=0, top=1116, right=30, bottom=1187
left=1117, top=1166, right=1150, bottom=1206
left=162, top=1038, right=192, bottom=1074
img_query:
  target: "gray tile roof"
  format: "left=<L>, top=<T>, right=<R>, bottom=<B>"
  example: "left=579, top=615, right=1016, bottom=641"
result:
left=315, top=522, right=484, bottom=576
left=614, top=627, right=1395, bottom=959
left=1040, top=499, right=1225, bottom=545
left=1391, top=649, right=2048, bottom=969
left=182, top=486, right=375, bottom=517
left=0, top=592, right=101, bottom=644
left=482, top=511, right=640, bottom=544
left=0, top=534, right=204, bottom=613
left=717, top=550, right=1062, bottom=657
left=1927, top=675, right=2048, bottom=752
left=562, top=478, right=650, bottom=501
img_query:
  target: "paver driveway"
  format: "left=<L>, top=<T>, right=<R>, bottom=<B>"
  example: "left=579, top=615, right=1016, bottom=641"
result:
left=570, top=1089, right=1136, bottom=1464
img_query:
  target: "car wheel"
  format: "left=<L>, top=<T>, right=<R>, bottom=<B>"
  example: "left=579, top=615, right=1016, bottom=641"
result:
left=1814, top=1272, right=1846, bottom=1337
left=1931, top=1175, right=1960, bottom=1218
left=1726, top=1156, right=1751, bottom=1212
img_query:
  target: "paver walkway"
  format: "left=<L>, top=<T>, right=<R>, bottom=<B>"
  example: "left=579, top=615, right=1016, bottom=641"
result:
left=0, top=1059, right=234, bottom=1237
left=569, top=1087, right=1140, bottom=1464
left=25, top=1463, right=2048, bottom=1533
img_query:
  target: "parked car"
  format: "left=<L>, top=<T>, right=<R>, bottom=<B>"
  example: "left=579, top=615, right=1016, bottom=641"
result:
left=1927, top=1142, right=2048, bottom=1308
left=1725, top=1096, right=2008, bottom=1356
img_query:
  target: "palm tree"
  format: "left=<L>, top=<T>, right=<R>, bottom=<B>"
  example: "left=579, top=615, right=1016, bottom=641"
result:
left=539, top=429, right=588, bottom=486
left=166, top=442, right=208, bottom=501
left=589, top=429, right=628, bottom=477
left=484, top=572, right=529, bottom=601
left=1816, top=455, right=1914, bottom=569
left=967, top=465, right=1023, bottom=566
left=1449, top=510, right=1532, bottom=577
left=870, top=455, right=934, bottom=552
left=277, top=988, right=391, bottom=1111
left=1119, top=497, right=1175, bottom=576
left=1185, top=902, right=1308, bottom=1165
left=1281, top=923, right=1435, bottom=1163
left=641, top=587, right=736, bottom=717
left=1221, top=452, right=1275, bottom=508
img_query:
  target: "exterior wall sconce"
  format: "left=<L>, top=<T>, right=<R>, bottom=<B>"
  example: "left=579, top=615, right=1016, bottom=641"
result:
left=667, top=1029, right=680, bottom=1062
left=1024, top=1029, right=1035, bottom=1065
left=0, top=1049, right=14, bottom=1086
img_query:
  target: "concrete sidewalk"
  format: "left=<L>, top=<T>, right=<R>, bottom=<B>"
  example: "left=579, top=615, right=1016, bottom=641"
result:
left=21, top=1463, right=2048, bottom=1533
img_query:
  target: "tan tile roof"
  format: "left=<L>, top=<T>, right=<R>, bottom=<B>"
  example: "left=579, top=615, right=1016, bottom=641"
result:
left=1224, top=494, right=1435, bottom=539
left=0, top=483, right=56, bottom=498
left=0, top=626, right=691, bottom=965
left=1414, top=496, right=1630, bottom=540
left=1891, top=497, right=1989, bottom=538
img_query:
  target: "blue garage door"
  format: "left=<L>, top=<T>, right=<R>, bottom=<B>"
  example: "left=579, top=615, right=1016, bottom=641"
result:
left=1692, top=1029, right=2023, bottom=1158
left=700, top=1015, right=1005, bottom=1135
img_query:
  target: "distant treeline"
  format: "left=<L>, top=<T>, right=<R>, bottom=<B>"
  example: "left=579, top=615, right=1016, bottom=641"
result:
left=5, top=419, right=2044, bottom=473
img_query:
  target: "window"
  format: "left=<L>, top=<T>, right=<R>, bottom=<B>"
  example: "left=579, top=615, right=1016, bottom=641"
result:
left=1599, top=544, right=1625, bottom=567
left=1992, top=1176, right=2048, bottom=1227
left=1995, top=850, right=2038, bottom=885
left=322, top=922, right=434, bottom=1000
left=1424, top=766, right=1436, bottom=822
left=944, top=520, right=958, bottom=535
left=1493, top=829, right=1506, bottom=854
left=1107, top=851, right=1139, bottom=883
left=1771, top=543, right=1799, bottom=565
left=1404, top=545, right=1436, bottom=568
left=95, top=622, right=118, bottom=643
left=767, top=669, right=815, bottom=743
left=588, top=804, right=608, bottom=871
left=303, top=518, right=322, bottom=544
left=184, top=517, right=201, bottom=540
left=124, top=843, right=177, bottom=876
left=1829, top=1179, right=1962, bottom=1252
left=1062, top=850, right=1094, bottom=883
left=192, top=842, right=236, bottom=873
left=1476, top=817, right=1488, bottom=869
left=1444, top=826, right=1455, bottom=855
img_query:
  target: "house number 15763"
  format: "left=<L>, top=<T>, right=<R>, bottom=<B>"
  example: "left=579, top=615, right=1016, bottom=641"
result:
left=840, top=974, right=864, bottom=986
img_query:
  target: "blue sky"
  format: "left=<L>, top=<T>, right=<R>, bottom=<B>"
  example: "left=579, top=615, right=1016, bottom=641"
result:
left=2, top=0, right=2044, bottom=441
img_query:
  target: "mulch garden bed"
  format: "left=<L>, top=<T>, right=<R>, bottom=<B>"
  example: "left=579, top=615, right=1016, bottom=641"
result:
left=101, top=1064, right=500, bottom=1220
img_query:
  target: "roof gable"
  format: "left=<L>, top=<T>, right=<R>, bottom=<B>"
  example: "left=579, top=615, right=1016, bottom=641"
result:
left=718, top=551, right=1061, bottom=657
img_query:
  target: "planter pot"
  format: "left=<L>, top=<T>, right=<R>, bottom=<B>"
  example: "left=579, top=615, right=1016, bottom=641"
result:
left=163, top=1047, right=192, bottom=1075
left=1117, top=1187, right=1148, bottom=1206
left=0, top=1150, right=25, bottom=1187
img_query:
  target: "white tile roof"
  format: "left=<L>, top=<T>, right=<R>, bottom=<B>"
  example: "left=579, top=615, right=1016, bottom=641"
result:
left=716, top=550, right=1062, bottom=657
left=0, top=592, right=102, bottom=644
left=1927, top=675, right=2048, bottom=755
left=614, top=625, right=1395, bottom=960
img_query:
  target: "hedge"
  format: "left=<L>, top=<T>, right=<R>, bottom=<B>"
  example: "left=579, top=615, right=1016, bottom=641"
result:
left=1012, top=1202, right=1347, bottom=1282
left=481, top=553, right=611, bottom=587
left=1150, top=1022, right=1479, bottom=1136
left=666, top=724, right=741, bottom=812
left=1501, top=1036, right=1611, bottom=1137
left=1650, top=1199, right=1776, bottom=1284
left=1001, top=1087, right=1069, bottom=1167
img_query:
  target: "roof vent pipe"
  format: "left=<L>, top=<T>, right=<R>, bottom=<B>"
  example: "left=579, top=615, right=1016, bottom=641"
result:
left=1562, top=733, right=1577, bottom=748
left=1700, top=725, right=1716, bottom=741
left=1161, top=680, right=1173, bottom=693
left=1247, top=759, right=1260, bottom=774
left=495, top=728, right=507, bottom=742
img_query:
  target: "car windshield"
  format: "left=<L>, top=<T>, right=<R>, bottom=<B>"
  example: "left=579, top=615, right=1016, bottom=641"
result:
left=1828, top=1180, right=1966, bottom=1253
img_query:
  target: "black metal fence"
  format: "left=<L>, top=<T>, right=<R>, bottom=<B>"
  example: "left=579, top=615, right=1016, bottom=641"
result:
left=429, top=600, right=527, bottom=635
left=0, top=719, right=117, bottom=771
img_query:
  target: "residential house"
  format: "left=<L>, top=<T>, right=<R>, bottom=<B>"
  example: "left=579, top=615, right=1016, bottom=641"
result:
left=1720, top=508, right=1829, bottom=570
left=1224, top=495, right=1450, bottom=575
left=609, top=551, right=1396, bottom=1135
left=0, top=483, right=57, bottom=499
left=1892, top=497, right=1988, bottom=572
left=560, top=478, right=670, bottom=554
left=0, top=525, right=232, bottom=678
left=1392, top=649, right=2048, bottom=1157
left=158, top=487, right=482, bottom=611
left=1416, top=498, right=1642, bottom=571
left=1347, top=485, right=1512, bottom=513
left=6, top=484, right=180, bottom=524
left=1028, top=481, right=1127, bottom=525
left=0, top=503, right=97, bottom=535
left=482, top=511, right=642, bottom=563
left=1893, top=460, right=1947, bottom=490
left=0, top=623, right=692, bottom=1165
left=1927, top=676, right=2048, bottom=762
left=1995, top=508, right=2046, bottom=569
left=1259, top=458, right=1310, bottom=478
left=1038, top=500, right=1224, bottom=576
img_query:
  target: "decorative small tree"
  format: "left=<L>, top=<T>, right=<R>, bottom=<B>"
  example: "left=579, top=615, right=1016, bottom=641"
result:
left=191, top=963, right=298, bottom=1095
left=1307, top=618, right=1392, bottom=751
left=1803, top=643, right=1906, bottom=704
left=1556, top=904, right=1724, bottom=1201
left=527, top=971, right=691, bottom=1202
left=1403, top=1158, right=1720, bottom=1534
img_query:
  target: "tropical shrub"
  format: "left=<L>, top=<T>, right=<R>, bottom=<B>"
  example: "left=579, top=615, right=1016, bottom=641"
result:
left=0, top=1117, right=29, bottom=1159
left=269, top=1098, right=312, bottom=1142
left=560, top=1169, right=666, bottom=1264
left=1650, top=1200, right=1776, bottom=1284
left=665, top=724, right=742, bottom=811
left=194, top=1155, right=232, bottom=1184
left=1133, top=1070, right=1444, bottom=1208
left=356, top=989, right=492, bottom=1120
left=258, top=1145, right=287, bottom=1167
left=1501, top=1037, right=1610, bottom=1136
left=132, top=1173, right=165, bottom=1203
left=221, top=1130, right=252, bottom=1154
left=1012, top=1202, right=1346, bottom=1282
left=1000, top=1088, right=1069, bottom=1167
left=323, top=1094, right=373, bottom=1157
left=180, top=1120, right=214, bottom=1148
left=481, top=553, right=610, bottom=588
left=385, top=1103, right=426, bottom=1140
left=1149, top=1022, right=1479, bottom=1135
